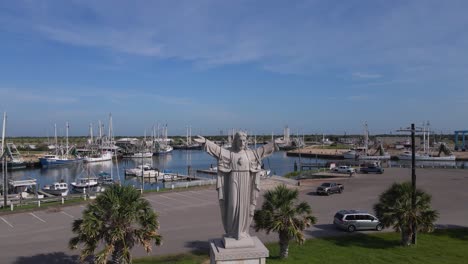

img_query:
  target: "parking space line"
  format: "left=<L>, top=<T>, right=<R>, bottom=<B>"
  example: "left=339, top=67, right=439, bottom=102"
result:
left=172, top=192, right=209, bottom=202
left=0, top=217, right=13, bottom=228
left=29, top=213, right=46, bottom=223
left=61, top=211, right=74, bottom=218
left=145, top=197, right=171, bottom=208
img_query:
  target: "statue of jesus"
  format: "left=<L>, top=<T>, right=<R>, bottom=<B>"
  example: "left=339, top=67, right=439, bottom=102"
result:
left=195, top=132, right=277, bottom=247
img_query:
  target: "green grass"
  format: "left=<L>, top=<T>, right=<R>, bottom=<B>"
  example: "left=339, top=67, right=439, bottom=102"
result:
left=0, top=197, right=86, bottom=214
left=134, top=228, right=468, bottom=264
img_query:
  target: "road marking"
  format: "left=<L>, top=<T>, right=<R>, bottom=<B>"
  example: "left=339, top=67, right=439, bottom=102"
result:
left=145, top=196, right=170, bottom=206
left=0, top=217, right=13, bottom=228
left=79, top=205, right=85, bottom=208
left=61, top=211, right=74, bottom=218
left=29, top=213, right=46, bottom=223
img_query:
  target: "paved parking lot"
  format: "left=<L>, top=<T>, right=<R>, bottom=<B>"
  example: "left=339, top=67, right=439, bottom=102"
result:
left=0, top=167, right=467, bottom=263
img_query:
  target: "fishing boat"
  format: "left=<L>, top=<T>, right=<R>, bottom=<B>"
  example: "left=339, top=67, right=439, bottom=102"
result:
left=344, top=123, right=390, bottom=160
left=397, top=123, right=455, bottom=161
left=39, top=122, right=83, bottom=167
left=398, top=150, right=456, bottom=161
left=83, top=151, right=113, bottom=162
left=42, top=181, right=69, bottom=196
left=152, top=124, right=173, bottom=155
left=122, top=151, right=153, bottom=158
left=70, top=177, right=99, bottom=192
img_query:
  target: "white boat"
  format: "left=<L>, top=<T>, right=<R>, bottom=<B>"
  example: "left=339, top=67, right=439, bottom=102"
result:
left=83, top=151, right=113, bottom=163
left=398, top=151, right=456, bottom=161
left=125, top=164, right=160, bottom=178
left=70, top=177, right=99, bottom=192
left=42, top=181, right=69, bottom=196
left=122, top=151, right=153, bottom=158
left=398, top=123, right=456, bottom=161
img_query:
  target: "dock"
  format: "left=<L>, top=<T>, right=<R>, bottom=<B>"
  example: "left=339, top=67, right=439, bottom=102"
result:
left=196, top=169, right=217, bottom=175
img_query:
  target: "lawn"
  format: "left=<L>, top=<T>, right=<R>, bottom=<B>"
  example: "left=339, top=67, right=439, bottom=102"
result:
left=135, top=228, right=468, bottom=264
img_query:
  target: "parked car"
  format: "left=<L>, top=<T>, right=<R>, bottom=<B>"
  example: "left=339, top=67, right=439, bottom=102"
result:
left=316, top=182, right=344, bottom=195
left=333, top=165, right=356, bottom=174
left=360, top=165, right=384, bottom=174
left=333, top=210, right=383, bottom=232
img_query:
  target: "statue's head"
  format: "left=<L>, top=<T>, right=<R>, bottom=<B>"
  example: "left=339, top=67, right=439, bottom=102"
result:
left=233, top=131, right=248, bottom=151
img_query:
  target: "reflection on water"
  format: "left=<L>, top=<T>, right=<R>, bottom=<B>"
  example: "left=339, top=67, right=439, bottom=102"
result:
left=6, top=149, right=467, bottom=191
left=6, top=150, right=303, bottom=191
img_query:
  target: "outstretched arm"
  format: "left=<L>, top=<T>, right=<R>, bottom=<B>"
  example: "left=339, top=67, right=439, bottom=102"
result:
left=194, top=135, right=223, bottom=159
left=255, top=141, right=278, bottom=159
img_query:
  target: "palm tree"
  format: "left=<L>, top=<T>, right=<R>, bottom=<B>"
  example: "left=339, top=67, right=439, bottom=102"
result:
left=254, top=184, right=316, bottom=259
left=69, top=185, right=162, bottom=264
left=373, top=182, right=438, bottom=246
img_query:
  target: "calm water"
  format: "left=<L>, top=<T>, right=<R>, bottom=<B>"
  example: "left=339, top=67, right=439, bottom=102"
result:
left=7, top=149, right=467, bottom=191
left=7, top=149, right=306, bottom=191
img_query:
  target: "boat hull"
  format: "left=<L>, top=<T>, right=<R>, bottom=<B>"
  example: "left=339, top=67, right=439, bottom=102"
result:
left=39, top=158, right=83, bottom=167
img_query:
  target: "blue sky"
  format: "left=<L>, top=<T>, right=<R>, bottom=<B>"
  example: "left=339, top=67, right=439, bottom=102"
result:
left=0, top=0, right=467, bottom=136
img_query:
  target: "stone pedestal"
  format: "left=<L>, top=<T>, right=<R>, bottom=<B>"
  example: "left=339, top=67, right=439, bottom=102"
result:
left=210, top=236, right=268, bottom=264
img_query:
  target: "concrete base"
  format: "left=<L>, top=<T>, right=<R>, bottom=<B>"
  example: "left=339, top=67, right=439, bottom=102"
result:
left=210, top=236, right=268, bottom=264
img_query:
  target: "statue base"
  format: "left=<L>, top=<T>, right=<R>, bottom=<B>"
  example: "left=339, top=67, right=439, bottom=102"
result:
left=210, top=236, right=268, bottom=264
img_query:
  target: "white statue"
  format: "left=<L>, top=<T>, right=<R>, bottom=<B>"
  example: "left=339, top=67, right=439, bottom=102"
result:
left=195, top=132, right=277, bottom=247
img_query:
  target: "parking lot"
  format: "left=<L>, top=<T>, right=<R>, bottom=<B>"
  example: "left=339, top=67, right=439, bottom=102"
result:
left=0, top=167, right=467, bottom=263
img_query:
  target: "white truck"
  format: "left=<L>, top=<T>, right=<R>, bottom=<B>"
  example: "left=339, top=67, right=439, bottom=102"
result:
left=333, top=165, right=356, bottom=174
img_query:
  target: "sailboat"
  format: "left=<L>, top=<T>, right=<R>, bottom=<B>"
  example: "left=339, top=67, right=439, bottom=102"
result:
left=39, top=122, right=84, bottom=167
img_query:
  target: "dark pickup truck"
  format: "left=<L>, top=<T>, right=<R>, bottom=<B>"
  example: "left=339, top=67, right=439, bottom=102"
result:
left=360, top=166, right=384, bottom=174
left=316, top=182, right=344, bottom=195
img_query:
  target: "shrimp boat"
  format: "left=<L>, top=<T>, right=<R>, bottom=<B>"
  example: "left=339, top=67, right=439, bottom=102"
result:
left=42, top=181, right=69, bottom=196
left=39, top=122, right=83, bottom=167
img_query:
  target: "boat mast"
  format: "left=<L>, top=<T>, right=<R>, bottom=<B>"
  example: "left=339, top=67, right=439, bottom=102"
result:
left=54, top=123, right=58, bottom=155
left=1, top=112, right=5, bottom=155
left=364, top=122, right=369, bottom=156
left=2, top=112, right=8, bottom=208
left=66, top=122, right=69, bottom=156
left=89, top=123, right=93, bottom=143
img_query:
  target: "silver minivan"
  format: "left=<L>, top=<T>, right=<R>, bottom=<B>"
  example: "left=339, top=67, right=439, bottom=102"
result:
left=333, top=210, right=383, bottom=232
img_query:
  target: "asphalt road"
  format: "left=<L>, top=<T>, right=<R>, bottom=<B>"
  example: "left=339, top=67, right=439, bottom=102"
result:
left=0, top=167, right=467, bottom=263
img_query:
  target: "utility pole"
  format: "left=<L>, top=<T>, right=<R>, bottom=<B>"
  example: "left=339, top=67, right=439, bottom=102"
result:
left=397, top=123, right=423, bottom=245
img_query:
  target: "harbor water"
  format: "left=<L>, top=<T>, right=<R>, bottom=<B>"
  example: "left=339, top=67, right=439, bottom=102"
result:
left=6, top=149, right=305, bottom=191
left=6, top=149, right=468, bottom=192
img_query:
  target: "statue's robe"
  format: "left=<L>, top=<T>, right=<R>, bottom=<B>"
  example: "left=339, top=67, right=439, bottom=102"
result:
left=204, top=140, right=276, bottom=240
